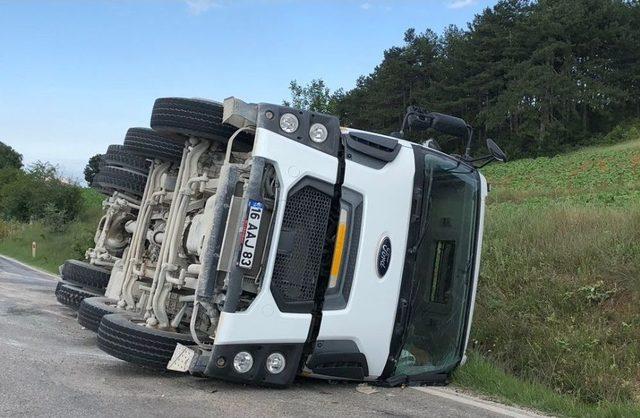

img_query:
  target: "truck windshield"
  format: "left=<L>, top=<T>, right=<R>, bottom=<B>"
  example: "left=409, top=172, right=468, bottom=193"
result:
left=395, top=152, right=479, bottom=377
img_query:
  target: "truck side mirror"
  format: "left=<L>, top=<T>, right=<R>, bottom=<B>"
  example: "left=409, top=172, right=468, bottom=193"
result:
left=430, top=113, right=470, bottom=139
left=406, top=113, right=432, bottom=131
left=398, top=107, right=473, bottom=157
left=486, top=138, right=507, bottom=162
left=406, top=111, right=469, bottom=139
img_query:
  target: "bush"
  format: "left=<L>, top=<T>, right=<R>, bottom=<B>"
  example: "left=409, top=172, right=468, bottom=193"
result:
left=0, top=162, right=83, bottom=224
left=602, top=119, right=640, bottom=144
left=70, top=228, right=95, bottom=260
left=0, top=219, right=20, bottom=240
left=42, top=203, right=69, bottom=233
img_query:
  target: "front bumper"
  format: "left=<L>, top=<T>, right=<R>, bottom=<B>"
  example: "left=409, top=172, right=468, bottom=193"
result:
left=202, top=343, right=304, bottom=386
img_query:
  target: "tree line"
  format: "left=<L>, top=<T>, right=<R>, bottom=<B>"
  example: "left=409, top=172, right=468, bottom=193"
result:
left=286, top=0, right=640, bottom=158
left=0, top=142, right=83, bottom=231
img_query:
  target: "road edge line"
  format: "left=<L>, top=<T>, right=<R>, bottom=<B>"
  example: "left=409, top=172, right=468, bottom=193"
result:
left=412, top=386, right=546, bottom=417
left=0, top=254, right=59, bottom=281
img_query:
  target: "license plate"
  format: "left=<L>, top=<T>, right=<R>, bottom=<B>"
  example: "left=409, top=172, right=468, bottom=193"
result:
left=167, top=343, right=196, bottom=372
left=238, top=199, right=264, bottom=269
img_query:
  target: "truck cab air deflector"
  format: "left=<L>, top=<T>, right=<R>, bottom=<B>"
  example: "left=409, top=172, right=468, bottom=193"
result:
left=346, top=131, right=401, bottom=163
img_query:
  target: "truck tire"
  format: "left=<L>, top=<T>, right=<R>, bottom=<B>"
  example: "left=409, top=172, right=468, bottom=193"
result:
left=78, top=297, right=120, bottom=332
left=55, top=281, right=101, bottom=310
left=123, top=127, right=184, bottom=163
left=97, top=314, right=195, bottom=370
left=101, top=145, right=150, bottom=175
left=92, top=166, right=147, bottom=198
left=91, top=182, right=113, bottom=197
left=150, top=97, right=252, bottom=151
left=61, top=260, right=111, bottom=290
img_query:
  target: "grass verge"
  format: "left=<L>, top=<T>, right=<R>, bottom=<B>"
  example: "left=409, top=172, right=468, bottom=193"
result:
left=454, top=353, right=640, bottom=417
left=454, top=138, right=640, bottom=415
left=0, top=188, right=102, bottom=273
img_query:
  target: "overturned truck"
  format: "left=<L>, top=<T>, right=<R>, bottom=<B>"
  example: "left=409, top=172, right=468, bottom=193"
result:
left=74, top=97, right=506, bottom=387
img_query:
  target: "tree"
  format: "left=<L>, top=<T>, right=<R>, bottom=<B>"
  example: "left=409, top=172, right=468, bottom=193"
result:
left=320, top=0, right=640, bottom=159
left=84, top=154, right=102, bottom=184
left=283, top=79, right=344, bottom=114
left=0, top=142, right=23, bottom=170
left=0, top=162, right=82, bottom=224
left=335, top=28, right=441, bottom=137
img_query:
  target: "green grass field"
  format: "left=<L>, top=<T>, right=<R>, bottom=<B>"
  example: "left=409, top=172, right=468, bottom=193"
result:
left=453, top=138, right=640, bottom=416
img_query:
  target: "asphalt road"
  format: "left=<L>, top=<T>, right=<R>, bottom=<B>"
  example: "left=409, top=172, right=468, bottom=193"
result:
left=0, top=256, right=541, bottom=418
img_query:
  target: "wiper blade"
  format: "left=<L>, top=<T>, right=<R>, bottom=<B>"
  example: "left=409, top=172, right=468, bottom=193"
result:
left=408, top=164, right=435, bottom=254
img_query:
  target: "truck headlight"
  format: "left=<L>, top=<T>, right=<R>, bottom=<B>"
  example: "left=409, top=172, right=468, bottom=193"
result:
left=309, top=123, right=328, bottom=143
left=280, top=113, right=299, bottom=133
left=233, top=351, right=253, bottom=373
left=266, top=352, right=286, bottom=374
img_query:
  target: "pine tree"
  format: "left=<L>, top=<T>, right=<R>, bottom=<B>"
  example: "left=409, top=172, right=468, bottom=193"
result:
left=288, top=0, right=640, bottom=159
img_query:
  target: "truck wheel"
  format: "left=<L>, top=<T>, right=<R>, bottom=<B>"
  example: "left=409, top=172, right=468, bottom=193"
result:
left=89, top=167, right=113, bottom=197
left=78, top=297, right=121, bottom=332
left=102, top=144, right=150, bottom=175
left=92, top=166, right=147, bottom=198
left=150, top=97, right=252, bottom=151
left=55, top=281, right=101, bottom=310
left=123, top=127, right=184, bottom=163
left=61, top=260, right=111, bottom=290
left=97, top=314, right=195, bottom=370
left=91, top=182, right=113, bottom=197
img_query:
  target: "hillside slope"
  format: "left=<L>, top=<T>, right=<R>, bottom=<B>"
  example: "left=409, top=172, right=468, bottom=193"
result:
left=467, top=139, right=640, bottom=407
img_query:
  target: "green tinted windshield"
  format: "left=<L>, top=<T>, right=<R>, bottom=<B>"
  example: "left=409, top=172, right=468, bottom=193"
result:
left=394, top=152, right=479, bottom=377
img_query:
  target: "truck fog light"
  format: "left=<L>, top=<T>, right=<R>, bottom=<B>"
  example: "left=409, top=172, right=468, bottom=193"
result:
left=280, top=113, right=299, bottom=133
left=309, top=123, right=328, bottom=143
left=266, top=352, right=286, bottom=374
left=233, top=351, right=253, bottom=373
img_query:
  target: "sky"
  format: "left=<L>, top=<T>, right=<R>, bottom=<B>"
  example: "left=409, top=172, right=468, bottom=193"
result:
left=0, top=0, right=497, bottom=182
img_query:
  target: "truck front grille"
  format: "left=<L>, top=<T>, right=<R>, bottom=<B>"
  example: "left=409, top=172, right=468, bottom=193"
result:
left=270, top=185, right=332, bottom=313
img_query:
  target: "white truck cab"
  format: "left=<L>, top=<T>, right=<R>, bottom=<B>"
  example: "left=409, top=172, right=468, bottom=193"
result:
left=87, top=97, right=505, bottom=387
left=182, top=98, right=497, bottom=386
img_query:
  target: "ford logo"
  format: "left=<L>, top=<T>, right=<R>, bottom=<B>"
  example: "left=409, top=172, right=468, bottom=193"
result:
left=376, top=237, right=392, bottom=278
